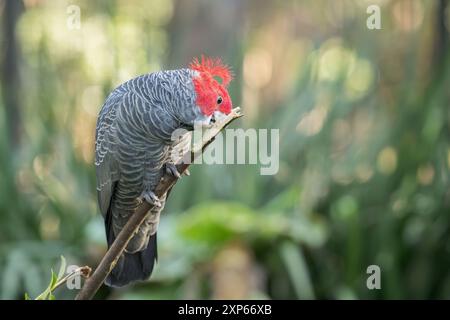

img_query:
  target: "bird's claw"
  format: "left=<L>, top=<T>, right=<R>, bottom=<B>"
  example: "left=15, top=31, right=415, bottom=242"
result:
left=165, top=163, right=181, bottom=179
left=139, top=191, right=162, bottom=208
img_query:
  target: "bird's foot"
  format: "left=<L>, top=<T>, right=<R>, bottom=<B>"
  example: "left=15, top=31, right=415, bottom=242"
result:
left=138, top=190, right=161, bottom=208
left=165, top=163, right=181, bottom=178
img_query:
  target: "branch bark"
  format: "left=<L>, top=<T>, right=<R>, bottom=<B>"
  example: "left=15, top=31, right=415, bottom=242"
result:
left=75, top=108, right=242, bottom=300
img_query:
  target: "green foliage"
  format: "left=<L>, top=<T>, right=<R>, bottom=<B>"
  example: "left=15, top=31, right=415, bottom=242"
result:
left=0, top=0, right=449, bottom=299
left=27, top=256, right=66, bottom=300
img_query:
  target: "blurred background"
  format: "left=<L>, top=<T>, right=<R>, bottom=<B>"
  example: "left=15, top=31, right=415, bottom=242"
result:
left=0, top=0, right=449, bottom=300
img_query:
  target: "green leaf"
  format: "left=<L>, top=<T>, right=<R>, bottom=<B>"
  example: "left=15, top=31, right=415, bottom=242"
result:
left=178, top=202, right=258, bottom=245
left=280, top=241, right=315, bottom=299
left=24, top=293, right=31, bottom=300
left=57, top=256, right=67, bottom=283
left=50, top=269, right=58, bottom=290
left=30, top=256, right=68, bottom=300
left=35, top=269, right=57, bottom=300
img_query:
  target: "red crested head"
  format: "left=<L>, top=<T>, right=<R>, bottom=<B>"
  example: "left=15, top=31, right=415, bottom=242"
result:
left=190, top=56, right=233, bottom=116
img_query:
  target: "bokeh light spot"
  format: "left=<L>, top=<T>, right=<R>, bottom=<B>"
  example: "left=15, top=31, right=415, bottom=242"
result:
left=377, top=146, right=398, bottom=175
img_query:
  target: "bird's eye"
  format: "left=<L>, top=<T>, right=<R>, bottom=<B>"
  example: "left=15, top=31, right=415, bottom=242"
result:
left=217, top=96, right=223, bottom=105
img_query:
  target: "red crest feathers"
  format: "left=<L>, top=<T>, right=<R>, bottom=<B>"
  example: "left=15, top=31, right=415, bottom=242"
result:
left=189, top=55, right=232, bottom=86
left=189, top=55, right=233, bottom=116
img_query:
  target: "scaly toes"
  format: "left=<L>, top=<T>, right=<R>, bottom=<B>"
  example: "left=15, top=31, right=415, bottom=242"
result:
left=165, top=163, right=181, bottom=179
left=141, top=191, right=162, bottom=208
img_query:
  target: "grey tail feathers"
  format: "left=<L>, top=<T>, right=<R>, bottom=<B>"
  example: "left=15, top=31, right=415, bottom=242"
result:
left=104, top=209, right=158, bottom=288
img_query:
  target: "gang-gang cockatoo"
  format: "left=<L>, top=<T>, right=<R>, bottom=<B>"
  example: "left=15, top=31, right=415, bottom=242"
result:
left=95, top=56, right=233, bottom=287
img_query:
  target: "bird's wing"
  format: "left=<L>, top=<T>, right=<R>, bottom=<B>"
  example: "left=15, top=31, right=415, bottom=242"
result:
left=95, top=93, right=121, bottom=218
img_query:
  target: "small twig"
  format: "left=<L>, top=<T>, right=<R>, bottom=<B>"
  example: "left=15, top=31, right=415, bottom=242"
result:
left=54, top=266, right=92, bottom=291
left=33, top=261, right=91, bottom=300
left=75, top=108, right=243, bottom=300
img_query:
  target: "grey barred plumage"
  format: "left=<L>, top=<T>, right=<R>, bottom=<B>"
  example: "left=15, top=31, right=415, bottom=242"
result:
left=95, top=57, right=233, bottom=287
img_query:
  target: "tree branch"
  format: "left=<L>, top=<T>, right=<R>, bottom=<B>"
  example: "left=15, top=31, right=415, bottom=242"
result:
left=75, top=108, right=243, bottom=300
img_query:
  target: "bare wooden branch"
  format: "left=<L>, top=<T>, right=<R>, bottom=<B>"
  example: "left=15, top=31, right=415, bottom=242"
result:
left=75, top=108, right=242, bottom=300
